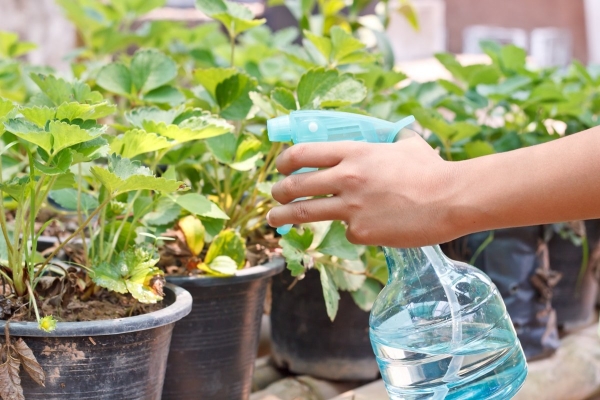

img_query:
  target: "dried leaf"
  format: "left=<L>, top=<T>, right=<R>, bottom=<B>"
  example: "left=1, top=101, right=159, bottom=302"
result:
left=0, top=350, right=23, bottom=400
left=13, top=340, right=44, bottom=387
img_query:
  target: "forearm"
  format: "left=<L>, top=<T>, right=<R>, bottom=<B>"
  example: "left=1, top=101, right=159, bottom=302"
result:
left=450, top=126, right=600, bottom=235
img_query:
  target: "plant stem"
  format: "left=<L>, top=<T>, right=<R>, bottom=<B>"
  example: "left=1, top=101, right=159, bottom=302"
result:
left=77, top=164, right=89, bottom=267
left=0, top=154, right=14, bottom=256
left=39, top=196, right=112, bottom=271
left=25, top=280, right=41, bottom=322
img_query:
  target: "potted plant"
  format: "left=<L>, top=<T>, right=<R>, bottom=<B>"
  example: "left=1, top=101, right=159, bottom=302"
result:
left=0, top=43, right=193, bottom=399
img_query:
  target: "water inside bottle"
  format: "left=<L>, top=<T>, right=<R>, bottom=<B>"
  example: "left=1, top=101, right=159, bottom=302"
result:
left=370, top=247, right=527, bottom=399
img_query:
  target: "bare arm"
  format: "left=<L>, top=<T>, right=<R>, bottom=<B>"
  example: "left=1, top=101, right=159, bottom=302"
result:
left=266, top=126, right=600, bottom=248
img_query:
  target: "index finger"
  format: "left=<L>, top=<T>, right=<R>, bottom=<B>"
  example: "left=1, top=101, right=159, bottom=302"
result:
left=276, top=142, right=354, bottom=175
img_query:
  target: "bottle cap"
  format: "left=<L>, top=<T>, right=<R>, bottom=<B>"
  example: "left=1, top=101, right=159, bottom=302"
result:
left=267, top=115, right=292, bottom=142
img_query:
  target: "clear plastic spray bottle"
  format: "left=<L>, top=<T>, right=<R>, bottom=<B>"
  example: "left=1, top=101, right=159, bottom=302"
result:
left=267, top=110, right=527, bottom=399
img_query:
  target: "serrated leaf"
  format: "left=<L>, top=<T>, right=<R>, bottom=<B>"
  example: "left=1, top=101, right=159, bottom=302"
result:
left=92, top=262, right=128, bottom=294
left=4, top=118, right=52, bottom=153
left=205, top=229, right=246, bottom=268
left=14, top=339, right=45, bottom=387
left=176, top=193, right=229, bottom=219
left=110, top=129, right=172, bottom=158
left=125, top=106, right=182, bottom=128
left=0, top=176, right=31, bottom=203
left=330, top=26, right=365, bottom=64
left=49, top=188, right=98, bottom=211
left=196, top=0, right=265, bottom=36
left=144, top=196, right=181, bottom=226
left=0, top=98, right=15, bottom=120
left=215, top=73, right=257, bottom=120
left=91, top=155, right=184, bottom=194
left=283, top=228, right=313, bottom=251
left=142, top=85, right=185, bottom=105
left=30, top=74, right=102, bottom=106
left=96, top=62, right=132, bottom=97
left=303, top=30, right=332, bottom=61
left=413, top=108, right=455, bottom=140
left=205, top=132, right=237, bottom=163
left=19, top=106, right=54, bottom=127
left=316, top=263, right=340, bottom=321
left=49, top=120, right=103, bottom=155
left=271, top=88, right=296, bottom=110
left=71, top=136, right=109, bottom=163
left=316, top=220, right=359, bottom=260
left=55, top=101, right=116, bottom=121
left=143, top=116, right=232, bottom=143
left=464, top=141, right=495, bottom=159
left=34, top=149, right=73, bottom=175
left=350, top=278, right=381, bottom=311
left=297, top=68, right=366, bottom=108
left=199, top=255, right=238, bottom=276
left=130, top=49, right=177, bottom=94
left=0, top=352, right=23, bottom=400
left=193, top=67, right=237, bottom=99
left=126, top=281, right=163, bottom=303
left=331, top=259, right=366, bottom=291
left=179, top=215, right=205, bottom=255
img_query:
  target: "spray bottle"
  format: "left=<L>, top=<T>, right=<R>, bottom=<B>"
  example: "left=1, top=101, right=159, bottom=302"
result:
left=267, top=110, right=527, bottom=400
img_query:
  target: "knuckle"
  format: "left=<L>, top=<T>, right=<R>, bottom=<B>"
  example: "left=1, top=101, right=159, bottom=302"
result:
left=340, top=169, right=366, bottom=187
left=346, top=224, right=370, bottom=245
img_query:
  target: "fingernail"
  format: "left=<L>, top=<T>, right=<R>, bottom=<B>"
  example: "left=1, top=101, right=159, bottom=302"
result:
left=266, top=210, right=272, bottom=225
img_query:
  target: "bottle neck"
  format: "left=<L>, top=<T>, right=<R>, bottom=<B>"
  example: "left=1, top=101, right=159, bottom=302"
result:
left=382, top=245, right=448, bottom=284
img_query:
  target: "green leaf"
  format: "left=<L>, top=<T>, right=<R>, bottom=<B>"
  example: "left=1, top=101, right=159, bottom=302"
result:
left=130, top=49, right=178, bottom=94
left=271, top=88, right=297, bottom=111
left=350, top=278, right=381, bottom=311
left=19, top=106, right=55, bottom=127
left=303, top=30, right=332, bottom=61
left=438, top=79, right=465, bottom=96
left=71, top=136, right=109, bottom=163
left=56, top=101, right=116, bottom=121
left=90, top=155, right=185, bottom=194
left=464, top=141, right=495, bottom=158
left=0, top=98, right=14, bottom=120
left=200, top=217, right=225, bottom=241
left=256, top=181, right=274, bottom=199
left=110, top=129, right=172, bottom=158
left=34, top=148, right=73, bottom=175
left=412, top=108, right=454, bottom=140
left=500, top=45, right=527, bottom=72
left=297, top=68, right=367, bottom=108
left=205, top=132, right=237, bottom=163
left=92, top=262, right=128, bottom=294
left=30, top=74, right=102, bottom=106
left=144, top=196, right=182, bottom=226
left=49, top=120, right=103, bottom=154
left=125, top=106, right=182, bottom=128
left=176, top=193, right=230, bottom=219
left=96, top=63, right=132, bottom=97
left=451, top=122, right=481, bottom=141
left=4, top=118, right=52, bottom=152
left=283, top=228, right=313, bottom=251
left=200, top=255, right=238, bottom=276
left=280, top=233, right=306, bottom=276
left=143, top=115, right=232, bottom=143
left=397, top=0, right=419, bottom=30
left=215, top=73, right=258, bottom=120
left=196, top=0, right=266, bottom=36
left=126, top=281, right=163, bottom=303
left=331, top=259, right=366, bottom=291
left=316, top=263, right=340, bottom=321
left=142, top=85, right=185, bottom=105
left=477, top=75, right=532, bottom=98
left=49, top=188, right=98, bottom=211
left=464, top=64, right=501, bottom=87
left=316, top=220, right=359, bottom=260
left=230, top=153, right=261, bottom=171
left=205, top=229, right=246, bottom=268
left=435, top=53, right=466, bottom=82
left=193, top=67, right=237, bottom=99
left=179, top=215, right=205, bottom=255
left=330, top=26, right=365, bottom=64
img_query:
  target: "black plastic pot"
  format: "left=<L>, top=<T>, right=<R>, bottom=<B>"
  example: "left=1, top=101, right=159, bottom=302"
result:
left=466, top=226, right=560, bottom=361
left=162, top=258, right=285, bottom=400
left=0, top=283, right=192, bottom=399
left=270, top=267, right=380, bottom=381
left=549, top=220, right=600, bottom=330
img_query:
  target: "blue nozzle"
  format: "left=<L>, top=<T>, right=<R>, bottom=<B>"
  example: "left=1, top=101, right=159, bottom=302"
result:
left=267, top=115, right=292, bottom=142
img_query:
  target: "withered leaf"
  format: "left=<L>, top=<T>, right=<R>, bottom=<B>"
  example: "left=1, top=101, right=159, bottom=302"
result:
left=14, top=339, right=44, bottom=387
left=0, top=350, right=23, bottom=400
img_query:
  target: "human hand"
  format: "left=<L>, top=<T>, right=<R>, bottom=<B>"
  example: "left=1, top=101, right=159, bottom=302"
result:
left=267, top=135, right=461, bottom=248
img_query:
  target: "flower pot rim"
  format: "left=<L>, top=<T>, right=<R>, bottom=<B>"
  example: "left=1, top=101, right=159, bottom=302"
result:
left=0, top=283, right=192, bottom=337
left=166, top=257, right=285, bottom=287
